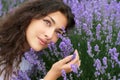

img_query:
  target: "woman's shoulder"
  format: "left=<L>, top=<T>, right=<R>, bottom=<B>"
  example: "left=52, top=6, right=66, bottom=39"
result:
left=12, top=57, right=33, bottom=79
left=0, top=56, right=33, bottom=80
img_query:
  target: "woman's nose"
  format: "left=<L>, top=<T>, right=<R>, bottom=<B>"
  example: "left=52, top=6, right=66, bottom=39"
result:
left=44, top=28, right=55, bottom=40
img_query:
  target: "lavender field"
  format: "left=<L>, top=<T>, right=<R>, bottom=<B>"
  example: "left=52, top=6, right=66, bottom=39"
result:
left=0, top=0, right=120, bottom=80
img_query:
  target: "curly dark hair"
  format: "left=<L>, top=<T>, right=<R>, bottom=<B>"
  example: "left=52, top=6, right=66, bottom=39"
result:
left=0, top=0, right=75, bottom=79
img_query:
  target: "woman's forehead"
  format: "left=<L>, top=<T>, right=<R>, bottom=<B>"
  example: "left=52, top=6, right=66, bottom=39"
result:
left=47, top=11, right=67, bottom=28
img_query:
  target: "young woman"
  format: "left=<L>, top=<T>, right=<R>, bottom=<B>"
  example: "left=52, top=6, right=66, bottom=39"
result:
left=0, top=0, right=80, bottom=80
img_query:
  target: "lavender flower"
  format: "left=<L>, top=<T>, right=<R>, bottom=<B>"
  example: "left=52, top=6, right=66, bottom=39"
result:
left=105, top=34, right=112, bottom=43
left=102, top=57, right=108, bottom=68
left=93, top=58, right=107, bottom=78
left=96, top=24, right=101, bottom=40
left=58, top=34, right=74, bottom=57
left=82, top=23, right=93, bottom=36
left=87, top=41, right=94, bottom=58
left=24, top=48, right=38, bottom=65
left=13, top=48, right=47, bottom=79
left=0, top=0, right=3, bottom=16
left=94, top=71, right=100, bottom=77
left=115, top=31, right=120, bottom=45
left=108, top=47, right=120, bottom=65
left=71, top=64, right=78, bottom=74
left=94, top=59, right=102, bottom=71
left=94, top=44, right=100, bottom=53
left=0, top=1, right=2, bottom=10
left=61, top=69, right=67, bottom=80
left=48, top=41, right=57, bottom=54
left=12, top=71, right=30, bottom=80
left=71, top=53, right=76, bottom=60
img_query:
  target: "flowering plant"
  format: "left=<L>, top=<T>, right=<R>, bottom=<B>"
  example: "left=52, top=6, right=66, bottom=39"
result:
left=64, top=0, right=120, bottom=79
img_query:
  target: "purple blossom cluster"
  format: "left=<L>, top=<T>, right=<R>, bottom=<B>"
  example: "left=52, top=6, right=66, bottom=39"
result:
left=96, top=24, right=101, bottom=41
left=48, top=32, right=82, bottom=80
left=12, top=71, right=30, bottom=80
left=108, top=47, right=120, bottom=67
left=93, top=58, right=108, bottom=77
left=59, top=36, right=74, bottom=57
left=24, top=48, right=47, bottom=74
left=115, top=31, right=120, bottom=45
left=48, top=31, right=74, bottom=58
left=65, top=0, right=120, bottom=79
left=61, top=69, right=67, bottom=80
left=13, top=49, right=47, bottom=80
left=94, top=44, right=100, bottom=53
left=0, top=0, right=2, bottom=16
left=87, top=41, right=94, bottom=58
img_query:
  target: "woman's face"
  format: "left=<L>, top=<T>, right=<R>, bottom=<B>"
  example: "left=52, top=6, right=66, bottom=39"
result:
left=26, top=11, right=67, bottom=51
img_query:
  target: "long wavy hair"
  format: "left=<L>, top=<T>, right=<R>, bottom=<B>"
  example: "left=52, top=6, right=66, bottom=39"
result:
left=0, top=0, right=75, bottom=79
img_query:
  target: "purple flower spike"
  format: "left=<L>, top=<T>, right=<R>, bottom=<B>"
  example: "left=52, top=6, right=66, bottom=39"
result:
left=72, top=53, right=76, bottom=60
left=71, top=64, right=78, bottom=74
left=61, top=69, right=67, bottom=80
left=62, top=26, right=66, bottom=34
left=12, top=71, right=31, bottom=80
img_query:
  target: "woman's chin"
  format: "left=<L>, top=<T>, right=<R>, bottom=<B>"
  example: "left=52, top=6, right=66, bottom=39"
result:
left=32, top=46, right=47, bottom=52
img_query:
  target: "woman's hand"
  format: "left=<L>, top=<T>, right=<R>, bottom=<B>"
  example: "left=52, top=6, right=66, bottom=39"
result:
left=44, top=49, right=81, bottom=80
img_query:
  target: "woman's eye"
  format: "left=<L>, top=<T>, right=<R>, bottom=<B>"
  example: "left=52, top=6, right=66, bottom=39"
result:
left=43, top=19, right=51, bottom=26
left=56, top=30, right=63, bottom=35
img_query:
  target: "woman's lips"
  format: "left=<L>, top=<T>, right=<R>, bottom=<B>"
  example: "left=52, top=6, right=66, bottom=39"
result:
left=38, top=37, right=47, bottom=46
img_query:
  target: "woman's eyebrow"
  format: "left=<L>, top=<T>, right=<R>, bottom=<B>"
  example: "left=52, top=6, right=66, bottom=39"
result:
left=48, top=16, right=55, bottom=24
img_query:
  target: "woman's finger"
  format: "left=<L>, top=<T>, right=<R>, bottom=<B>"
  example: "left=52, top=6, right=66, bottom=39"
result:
left=68, top=49, right=80, bottom=64
left=60, top=55, right=73, bottom=64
